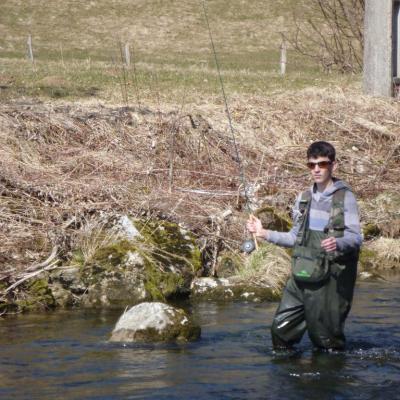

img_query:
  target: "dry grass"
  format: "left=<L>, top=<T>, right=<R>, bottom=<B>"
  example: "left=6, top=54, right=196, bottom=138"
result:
left=1, top=86, right=400, bottom=281
left=234, top=243, right=291, bottom=293
left=363, top=238, right=400, bottom=271
left=0, top=0, right=352, bottom=103
left=0, top=0, right=295, bottom=58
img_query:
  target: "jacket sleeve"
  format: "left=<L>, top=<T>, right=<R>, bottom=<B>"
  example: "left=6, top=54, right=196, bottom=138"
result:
left=265, top=194, right=302, bottom=248
left=335, top=190, right=363, bottom=253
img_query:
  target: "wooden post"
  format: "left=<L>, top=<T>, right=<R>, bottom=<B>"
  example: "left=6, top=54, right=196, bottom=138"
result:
left=124, top=43, right=130, bottom=67
left=280, top=39, right=287, bottom=75
left=59, top=43, right=65, bottom=69
left=27, top=34, right=34, bottom=63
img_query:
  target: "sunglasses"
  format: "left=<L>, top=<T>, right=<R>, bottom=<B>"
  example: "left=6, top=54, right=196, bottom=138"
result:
left=306, top=161, right=332, bottom=170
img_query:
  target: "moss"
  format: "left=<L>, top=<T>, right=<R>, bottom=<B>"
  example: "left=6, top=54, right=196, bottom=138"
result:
left=92, top=240, right=137, bottom=268
left=67, top=218, right=202, bottom=306
left=143, top=260, right=185, bottom=301
left=78, top=240, right=138, bottom=285
left=358, top=248, right=378, bottom=270
left=15, top=278, right=56, bottom=312
left=216, top=251, right=245, bottom=277
left=136, top=219, right=202, bottom=274
left=255, top=206, right=292, bottom=231
left=362, top=223, right=381, bottom=240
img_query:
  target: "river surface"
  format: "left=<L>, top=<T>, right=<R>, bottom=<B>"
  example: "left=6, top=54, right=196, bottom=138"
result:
left=1, top=281, right=400, bottom=400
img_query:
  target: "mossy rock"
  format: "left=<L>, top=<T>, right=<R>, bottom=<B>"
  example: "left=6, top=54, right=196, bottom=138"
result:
left=358, top=247, right=378, bottom=270
left=255, top=206, right=292, bottom=232
left=110, top=302, right=201, bottom=343
left=49, top=282, right=75, bottom=308
left=135, top=219, right=202, bottom=299
left=190, top=277, right=279, bottom=302
left=362, top=223, right=381, bottom=240
left=66, top=218, right=203, bottom=307
left=15, top=278, right=56, bottom=312
left=216, top=251, right=245, bottom=278
left=77, top=241, right=147, bottom=307
left=136, top=219, right=202, bottom=273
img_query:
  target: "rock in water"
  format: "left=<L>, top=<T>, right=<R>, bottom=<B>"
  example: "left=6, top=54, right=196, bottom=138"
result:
left=190, top=277, right=278, bottom=302
left=109, top=302, right=201, bottom=343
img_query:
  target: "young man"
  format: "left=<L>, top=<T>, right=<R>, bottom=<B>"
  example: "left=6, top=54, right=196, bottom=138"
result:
left=247, top=141, right=362, bottom=351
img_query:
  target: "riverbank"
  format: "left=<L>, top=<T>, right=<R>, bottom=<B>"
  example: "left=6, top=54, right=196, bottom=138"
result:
left=1, top=88, right=400, bottom=313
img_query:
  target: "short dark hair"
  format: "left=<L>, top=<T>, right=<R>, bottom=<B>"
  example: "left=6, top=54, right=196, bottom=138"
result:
left=307, top=141, right=336, bottom=161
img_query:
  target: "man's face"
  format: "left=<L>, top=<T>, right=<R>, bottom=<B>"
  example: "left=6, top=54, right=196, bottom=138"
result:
left=307, top=156, right=336, bottom=185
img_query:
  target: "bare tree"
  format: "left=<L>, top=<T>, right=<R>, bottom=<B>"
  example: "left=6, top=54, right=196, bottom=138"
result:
left=287, top=0, right=364, bottom=73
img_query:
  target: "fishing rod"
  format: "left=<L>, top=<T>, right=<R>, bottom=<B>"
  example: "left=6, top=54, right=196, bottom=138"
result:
left=201, top=0, right=258, bottom=253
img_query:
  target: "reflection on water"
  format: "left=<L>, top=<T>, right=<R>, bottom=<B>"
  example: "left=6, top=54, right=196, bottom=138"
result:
left=0, top=282, right=399, bottom=399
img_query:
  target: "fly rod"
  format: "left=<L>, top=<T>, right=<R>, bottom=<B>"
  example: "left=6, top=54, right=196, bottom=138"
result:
left=201, top=0, right=258, bottom=252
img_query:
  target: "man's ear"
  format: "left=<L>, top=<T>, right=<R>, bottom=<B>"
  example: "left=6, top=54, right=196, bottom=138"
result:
left=332, top=161, right=338, bottom=172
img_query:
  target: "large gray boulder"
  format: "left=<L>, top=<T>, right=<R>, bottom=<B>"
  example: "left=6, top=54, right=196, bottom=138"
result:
left=109, top=302, right=201, bottom=343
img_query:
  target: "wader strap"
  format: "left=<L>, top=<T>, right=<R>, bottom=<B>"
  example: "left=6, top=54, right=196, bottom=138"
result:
left=325, top=188, right=346, bottom=237
left=296, top=190, right=312, bottom=246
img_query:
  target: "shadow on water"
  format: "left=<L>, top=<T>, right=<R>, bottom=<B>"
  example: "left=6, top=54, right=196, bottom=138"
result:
left=0, top=281, right=399, bottom=400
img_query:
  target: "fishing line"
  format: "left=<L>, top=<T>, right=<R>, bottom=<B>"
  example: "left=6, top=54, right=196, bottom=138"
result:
left=201, top=0, right=258, bottom=251
left=201, top=0, right=250, bottom=209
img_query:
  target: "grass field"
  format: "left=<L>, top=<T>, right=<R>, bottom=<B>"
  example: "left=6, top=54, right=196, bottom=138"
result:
left=0, top=0, right=359, bottom=103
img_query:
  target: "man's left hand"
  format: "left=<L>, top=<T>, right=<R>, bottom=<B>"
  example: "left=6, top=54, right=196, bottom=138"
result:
left=321, top=237, right=337, bottom=253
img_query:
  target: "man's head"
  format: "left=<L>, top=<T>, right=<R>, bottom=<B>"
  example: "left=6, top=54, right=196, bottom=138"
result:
left=306, top=141, right=337, bottom=187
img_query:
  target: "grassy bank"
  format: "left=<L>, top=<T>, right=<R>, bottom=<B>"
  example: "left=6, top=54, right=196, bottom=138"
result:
left=1, top=87, right=400, bottom=272
left=1, top=1, right=399, bottom=306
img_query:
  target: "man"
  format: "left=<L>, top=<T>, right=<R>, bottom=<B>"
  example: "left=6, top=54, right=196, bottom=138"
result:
left=247, top=141, right=362, bottom=351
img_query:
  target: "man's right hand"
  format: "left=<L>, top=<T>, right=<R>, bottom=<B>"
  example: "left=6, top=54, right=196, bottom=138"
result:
left=246, top=215, right=268, bottom=239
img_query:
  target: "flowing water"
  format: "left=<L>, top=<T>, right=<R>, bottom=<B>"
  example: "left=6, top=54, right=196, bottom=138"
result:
left=1, top=281, right=400, bottom=400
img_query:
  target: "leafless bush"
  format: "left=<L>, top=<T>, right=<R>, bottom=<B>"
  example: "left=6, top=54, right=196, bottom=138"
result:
left=288, top=0, right=364, bottom=73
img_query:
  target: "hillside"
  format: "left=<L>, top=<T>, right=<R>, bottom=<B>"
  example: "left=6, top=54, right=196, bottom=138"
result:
left=0, top=0, right=356, bottom=102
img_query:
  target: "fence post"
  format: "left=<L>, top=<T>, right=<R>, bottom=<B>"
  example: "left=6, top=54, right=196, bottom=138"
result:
left=280, top=39, right=287, bottom=75
left=59, top=43, right=65, bottom=68
left=124, top=43, right=131, bottom=67
left=27, top=34, right=34, bottom=63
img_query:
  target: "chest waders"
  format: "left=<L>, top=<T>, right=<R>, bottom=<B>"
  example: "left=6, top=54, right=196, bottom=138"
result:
left=271, top=189, right=359, bottom=351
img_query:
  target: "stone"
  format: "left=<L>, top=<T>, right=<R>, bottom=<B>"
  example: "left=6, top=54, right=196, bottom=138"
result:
left=117, top=215, right=142, bottom=240
left=49, top=282, right=75, bottom=308
left=216, top=251, right=244, bottom=278
left=190, top=277, right=277, bottom=302
left=109, top=302, right=201, bottom=343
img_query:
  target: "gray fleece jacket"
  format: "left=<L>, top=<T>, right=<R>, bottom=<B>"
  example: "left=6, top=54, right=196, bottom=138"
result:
left=266, top=179, right=362, bottom=253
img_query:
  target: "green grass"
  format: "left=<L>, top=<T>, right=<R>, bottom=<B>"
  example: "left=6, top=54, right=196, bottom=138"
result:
left=0, top=0, right=359, bottom=103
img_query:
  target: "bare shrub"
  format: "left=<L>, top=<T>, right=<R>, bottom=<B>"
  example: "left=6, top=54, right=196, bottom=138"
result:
left=287, top=0, right=364, bottom=73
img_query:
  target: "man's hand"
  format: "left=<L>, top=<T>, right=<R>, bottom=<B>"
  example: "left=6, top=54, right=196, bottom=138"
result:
left=321, top=237, right=337, bottom=253
left=246, top=215, right=268, bottom=239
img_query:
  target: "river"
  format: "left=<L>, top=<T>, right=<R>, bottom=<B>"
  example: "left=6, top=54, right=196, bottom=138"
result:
left=1, top=281, right=399, bottom=399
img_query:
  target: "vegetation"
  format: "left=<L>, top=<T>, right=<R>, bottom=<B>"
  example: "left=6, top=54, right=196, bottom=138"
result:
left=0, top=1, right=399, bottom=311
left=0, top=0, right=358, bottom=103
left=287, top=0, right=364, bottom=73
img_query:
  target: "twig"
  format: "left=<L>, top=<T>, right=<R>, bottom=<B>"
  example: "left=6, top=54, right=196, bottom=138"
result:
left=176, top=188, right=238, bottom=196
left=353, top=117, right=396, bottom=140
left=4, top=260, right=59, bottom=295
left=26, top=245, right=58, bottom=272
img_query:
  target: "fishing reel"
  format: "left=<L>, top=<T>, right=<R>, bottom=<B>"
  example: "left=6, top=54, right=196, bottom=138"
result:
left=240, top=238, right=256, bottom=254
